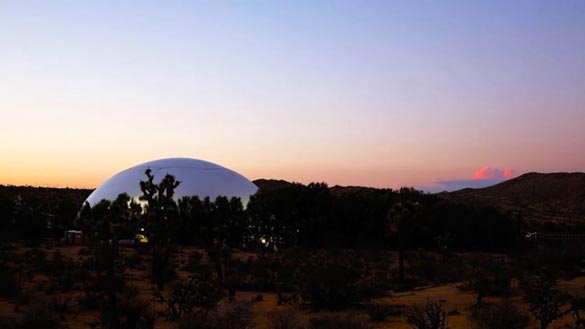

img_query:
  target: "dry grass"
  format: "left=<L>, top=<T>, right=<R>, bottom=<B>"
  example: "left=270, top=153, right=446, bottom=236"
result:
left=0, top=244, right=584, bottom=329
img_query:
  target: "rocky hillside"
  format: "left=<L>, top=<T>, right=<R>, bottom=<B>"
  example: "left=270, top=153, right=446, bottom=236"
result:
left=443, top=172, right=585, bottom=225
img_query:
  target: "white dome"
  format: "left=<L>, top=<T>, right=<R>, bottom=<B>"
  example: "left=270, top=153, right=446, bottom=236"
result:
left=85, top=158, right=258, bottom=206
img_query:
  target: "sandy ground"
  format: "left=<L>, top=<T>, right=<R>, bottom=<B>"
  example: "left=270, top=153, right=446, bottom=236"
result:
left=1, top=245, right=584, bottom=328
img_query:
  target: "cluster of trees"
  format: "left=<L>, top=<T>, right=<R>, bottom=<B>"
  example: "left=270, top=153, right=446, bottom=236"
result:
left=0, top=174, right=528, bottom=254
left=0, top=188, right=81, bottom=242
left=247, top=183, right=524, bottom=252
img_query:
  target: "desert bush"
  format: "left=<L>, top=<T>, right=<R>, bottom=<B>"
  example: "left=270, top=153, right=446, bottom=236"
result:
left=44, top=250, right=76, bottom=292
left=176, top=301, right=253, bottom=329
left=365, top=303, right=404, bottom=322
left=212, top=301, right=254, bottom=329
left=521, top=273, right=570, bottom=329
left=307, top=315, right=371, bottom=329
left=405, top=299, right=447, bottom=329
left=569, top=295, right=585, bottom=328
left=513, top=246, right=584, bottom=280
left=0, top=266, right=22, bottom=297
left=267, top=309, right=304, bottom=329
left=463, top=255, right=511, bottom=307
left=156, top=273, right=223, bottom=320
left=238, top=251, right=302, bottom=293
left=48, top=297, right=74, bottom=320
left=14, top=293, right=32, bottom=312
left=44, top=281, right=58, bottom=295
left=183, top=251, right=206, bottom=273
left=7, top=306, right=63, bottom=329
left=116, top=296, right=156, bottom=329
left=408, top=252, right=465, bottom=285
left=389, top=280, right=417, bottom=293
left=23, top=248, right=47, bottom=273
left=77, top=247, right=91, bottom=255
left=298, top=253, right=386, bottom=309
left=176, top=313, right=214, bottom=329
left=469, top=300, right=529, bottom=329
left=276, top=292, right=299, bottom=306
left=123, top=252, right=144, bottom=270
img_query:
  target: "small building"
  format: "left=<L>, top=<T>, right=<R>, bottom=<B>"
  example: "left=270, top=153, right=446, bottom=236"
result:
left=65, top=230, right=84, bottom=245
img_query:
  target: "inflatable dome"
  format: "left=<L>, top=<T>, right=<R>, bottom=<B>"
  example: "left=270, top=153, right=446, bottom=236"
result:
left=85, top=158, right=258, bottom=206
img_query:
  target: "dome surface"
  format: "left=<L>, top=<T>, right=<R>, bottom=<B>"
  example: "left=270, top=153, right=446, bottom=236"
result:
left=85, top=158, right=258, bottom=206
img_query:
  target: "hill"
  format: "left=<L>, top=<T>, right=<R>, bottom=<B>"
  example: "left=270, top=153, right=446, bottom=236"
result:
left=443, top=172, right=585, bottom=225
left=252, top=179, right=295, bottom=192
left=0, top=185, right=93, bottom=210
left=252, top=179, right=392, bottom=196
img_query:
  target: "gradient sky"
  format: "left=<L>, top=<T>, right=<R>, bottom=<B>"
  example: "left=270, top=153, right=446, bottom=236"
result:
left=1, top=1, right=584, bottom=191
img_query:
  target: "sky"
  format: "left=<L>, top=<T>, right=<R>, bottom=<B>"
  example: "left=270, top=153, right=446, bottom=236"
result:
left=0, top=1, right=584, bottom=192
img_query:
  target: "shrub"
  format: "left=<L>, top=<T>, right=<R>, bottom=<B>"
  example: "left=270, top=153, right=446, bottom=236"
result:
left=176, top=313, right=213, bottom=329
left=184, top=251, right=205, bottom=273
left=156, top=274, right=223, bottom=320
left=405, top=299, right=447, bottom=329
left=469, top=300, right=529, bottom=329
left=365, top=303, right=404, bottom=322
left=408, top=252, right=465, bottom=285
left=48, top=296, right=74, bottom=320
left=117, top=296, right=156, bottom=329
left=77, top=247, right=91, bottom=255
left=267, top=309, right=303, bottom=329
left=176, top=301, right=253, bottom=329
left=24, top=248, right=47, bottom=270
left=0, top=266, right=22, bottom=298
left=124, top=252, right=145, bottom=270
left=463, top=256, right=511, bottom=307
left=521, top=274, right=570, bottom=329
left=307, top=315, right=371, bottom=329
left=298, top=253, right=385, bottom=309
left=212, top=301, right=254, bottom=329
left=14, top=293, right=32, bottom=312
left=44, top=250, right=76, bottom=292
left=44, top=281, right=58, bottom=295
left=9, top=306, right=62, bottom=329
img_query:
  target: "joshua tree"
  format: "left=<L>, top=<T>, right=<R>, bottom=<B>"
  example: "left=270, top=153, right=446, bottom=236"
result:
left=388, top=201, right=422, bottom=281
left=76, top=197, right=125, bottom=329
left=139, top=169, right=181, bottom=290
left=521, top=273, right=570, bottom=329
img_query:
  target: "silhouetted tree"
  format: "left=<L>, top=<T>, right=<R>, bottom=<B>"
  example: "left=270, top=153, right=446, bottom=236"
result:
left=53, top=199, right=79, bottom=243
left=469, top=299, right=529, bottom=329
left=521, top=273, right=570, bottom=329
left=0, top=191, right=14, bottom=242
left=76, top=194, right=137, bottom=329
left=139, top=169, right=180, bottom=290
left=389, top=201, right=422, bottom=281
left=464, top=256, right=511, bottom=307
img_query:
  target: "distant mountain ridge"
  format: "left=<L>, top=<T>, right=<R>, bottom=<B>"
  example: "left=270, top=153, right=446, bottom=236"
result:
left=3, top=173, right=583, bottom=225
left=0, top=185, right=92, bottom=205
left=252, top=179, right=387, bottom=195
left=442, top=172, right=585, bottom=225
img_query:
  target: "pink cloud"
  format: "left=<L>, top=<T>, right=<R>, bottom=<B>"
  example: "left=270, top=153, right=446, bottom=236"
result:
left=472, top=166, right=514, bottom=180
left=503, top=169, right=513, bottom=179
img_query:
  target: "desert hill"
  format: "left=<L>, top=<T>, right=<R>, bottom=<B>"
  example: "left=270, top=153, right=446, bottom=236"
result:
left=443, top=172, right=585, bottom=225
left=252, top=179, right=391, bottom=195
left=0, top=185, right=92, bottom=210
left=252, top=179, right=295, bottom=192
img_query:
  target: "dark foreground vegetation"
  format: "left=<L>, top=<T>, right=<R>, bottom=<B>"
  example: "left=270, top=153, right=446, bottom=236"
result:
left=0, top=172, right=584, bottom=328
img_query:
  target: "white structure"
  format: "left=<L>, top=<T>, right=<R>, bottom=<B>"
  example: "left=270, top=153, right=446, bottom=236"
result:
left=85, top=158, right=258, bottom=206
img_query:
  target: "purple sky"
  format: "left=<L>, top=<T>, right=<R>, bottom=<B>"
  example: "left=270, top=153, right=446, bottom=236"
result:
left=0, top=1, right=583, bottom=191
